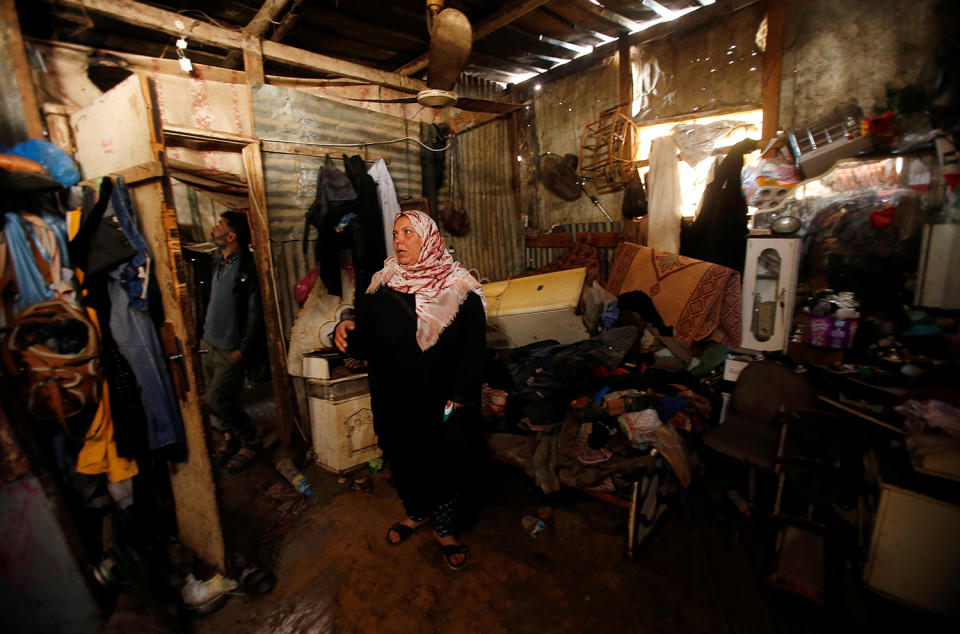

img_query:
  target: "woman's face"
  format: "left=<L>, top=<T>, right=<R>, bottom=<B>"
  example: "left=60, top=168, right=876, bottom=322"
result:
left=393, top=215, right=423, bottom=266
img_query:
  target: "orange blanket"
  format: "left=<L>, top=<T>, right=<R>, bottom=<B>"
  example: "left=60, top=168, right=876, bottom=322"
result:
left=606, top=243, right=741, bottom=346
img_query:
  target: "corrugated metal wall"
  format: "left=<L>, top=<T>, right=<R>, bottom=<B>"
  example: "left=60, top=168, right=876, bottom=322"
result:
left=440, top=116, right=526, bottom=283
left=525, top=220, right=623, bottom=284
left=251, top=83, right=424, bottom=338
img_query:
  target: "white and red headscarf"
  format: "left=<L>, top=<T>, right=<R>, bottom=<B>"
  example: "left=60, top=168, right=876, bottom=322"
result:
left=367, top=210, right=486, bottom=351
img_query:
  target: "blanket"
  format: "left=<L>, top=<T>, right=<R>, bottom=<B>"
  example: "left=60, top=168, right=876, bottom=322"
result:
left=606, top=242, right=741, bottom=346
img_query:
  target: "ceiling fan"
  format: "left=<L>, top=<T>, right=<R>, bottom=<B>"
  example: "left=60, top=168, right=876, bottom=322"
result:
left=343, top=1, right=519, bottom=114
left=538, top=152, right=614, bottom=221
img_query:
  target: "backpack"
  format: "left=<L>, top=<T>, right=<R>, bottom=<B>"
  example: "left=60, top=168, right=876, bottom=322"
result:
left=1, top=300, right=100, bottom=434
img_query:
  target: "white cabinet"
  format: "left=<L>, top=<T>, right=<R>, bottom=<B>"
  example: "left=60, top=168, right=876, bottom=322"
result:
left=740, top=236, right=802, bottom=351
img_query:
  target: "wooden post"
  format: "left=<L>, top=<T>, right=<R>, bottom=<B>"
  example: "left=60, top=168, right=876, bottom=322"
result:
left=507, top=111, right=523, bottom=219
left=242, top=32, right=265, bottom=85
left=1, top=0, right=44, bottom=138
left=761, top=0, right=786, bottom=145
left=241, top=142, right=300, bottom=448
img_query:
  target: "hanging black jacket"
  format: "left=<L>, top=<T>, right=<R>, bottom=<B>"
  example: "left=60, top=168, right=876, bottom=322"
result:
left=343, top=154, right=385, bottom=307
left=681, top=138, right=757, bottom=273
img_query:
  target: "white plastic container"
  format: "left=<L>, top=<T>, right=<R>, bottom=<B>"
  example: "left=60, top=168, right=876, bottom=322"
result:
left=306, top=374, right=380, bottom=473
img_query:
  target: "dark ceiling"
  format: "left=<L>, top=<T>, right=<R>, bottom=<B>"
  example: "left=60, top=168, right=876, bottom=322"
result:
left=20, top=0, right=714, bottom=86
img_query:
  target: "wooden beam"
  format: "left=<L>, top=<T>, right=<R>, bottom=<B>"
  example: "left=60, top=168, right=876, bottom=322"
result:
left=224, top=0, right=292, bottom=69
left=261, top=139, right=389, bottom=163
left=761, top=0, right=785, bottom=144
left=162, top=123, right=257, bottom=146
left=53, top=0, right=426, bottom=93
left=78, top=160, right=163, bottom=187
left=569, top=0, right=643, bottom=33
left=1, top=0, right=45, bottom=138
left=242, top=142, right=302, bottom=449
left=507, top=111, right=523, bottom=219
left=242, top=31, right=265, bottom=84
left=520, top=0, right=760, bottom=88
left=395, top=0, right=553, bottom=76
left=618, top=36, right=633, bottom=162
left=525, top=231, right=623, bottom=248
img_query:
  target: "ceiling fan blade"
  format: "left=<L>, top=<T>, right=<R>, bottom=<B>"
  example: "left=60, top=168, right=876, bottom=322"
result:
left=428, top=8, right=472, bottom=92
left=336, top=96, right=419, bottom=105
left=453, top=97, right=521, bottom=114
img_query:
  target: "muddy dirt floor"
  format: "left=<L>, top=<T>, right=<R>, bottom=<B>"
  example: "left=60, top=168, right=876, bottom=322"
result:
left=179, top=392, right=951, bottom=634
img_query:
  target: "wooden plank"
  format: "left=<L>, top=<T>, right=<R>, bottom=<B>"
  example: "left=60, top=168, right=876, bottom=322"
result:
left=162, top=123, right=257, bottom=146
left=54, top=0, right=426, bottom=93
left=70, top=73, right=227, bottom=571
left=507, top=111, right=522, bottom=219
left=525, top=231, right=623, bottom=248
left=761, top=0, right=785, bottom=144
left=396, top=0, right=554, bottom=76
left=77, top=160, right=163, bottom=187
left=569, top=0, right=643, bottom=32
left=242, top=32, right=265, bottom=85
left=2, top=0, right=45, bottom=137
left=43, top=111, right=74, bottom=155
left=242, top=142, right=302, bottom=449
left=260, top=139, right=390, bottom=163
left=519, top=0, right=760, bottom=89
left=618, top=36, right=633, bottom=162
left=70, top=75, right=155, bottom=180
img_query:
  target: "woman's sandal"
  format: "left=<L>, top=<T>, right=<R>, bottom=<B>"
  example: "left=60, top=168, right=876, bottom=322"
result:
left=226, top=445, right=259, bottom=472
left=440, top=544, right=469, bottom=571
left=385, top=521, right=424, bottom=546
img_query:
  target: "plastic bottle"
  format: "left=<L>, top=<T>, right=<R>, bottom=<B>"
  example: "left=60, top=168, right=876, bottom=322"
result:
left=181, top=573, right=238, bottom=606
left=276, top=458, right=312, bottom=496
left=835, top=291, right=860, bottom=319
left=521, top=514, right=546, bottom=538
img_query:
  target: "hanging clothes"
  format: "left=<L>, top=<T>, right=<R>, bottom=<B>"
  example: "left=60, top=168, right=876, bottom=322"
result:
left=68, top=181, right=150, bottom=459
left=76, top=378, right=138, bottom=482
left=303, top=156, right=357, bottom=298
left=99, top=177, right=185, bottom=452
left=681, top=138, right=756, bottom=273
left=368, top=157, right=400, bottom=258
left=419, top=122, right=449, bottom=221
left=646, top=136, right=682, bottom=254
left=343, top=154, right=386, bottom=308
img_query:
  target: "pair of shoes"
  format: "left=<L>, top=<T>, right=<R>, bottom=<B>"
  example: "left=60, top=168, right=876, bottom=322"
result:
left=211, top=434, right=239, bottom=469
left=385, top=520, right=424, bottom=546
left=440, top=543, right=469, bottom=571
left=226, top=443, right=260, bottom=472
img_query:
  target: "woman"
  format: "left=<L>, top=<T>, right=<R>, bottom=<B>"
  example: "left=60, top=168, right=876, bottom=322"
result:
left=335, top=211, right=486, bottom=570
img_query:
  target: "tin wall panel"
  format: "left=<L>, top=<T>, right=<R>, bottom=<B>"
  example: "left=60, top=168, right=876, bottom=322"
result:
left=524, top=220, right=622, bottom=284
left=252, top=83, right=422, bottom=242
left=440, top=117, right=526, bottom=284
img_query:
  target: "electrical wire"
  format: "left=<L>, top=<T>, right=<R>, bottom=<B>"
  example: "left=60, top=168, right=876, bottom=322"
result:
left=259, top=136, right=451, bottom=152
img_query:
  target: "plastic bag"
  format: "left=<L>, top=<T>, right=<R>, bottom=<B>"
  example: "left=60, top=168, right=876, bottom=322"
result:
left=7, top=139, right=80, bottom=186
left=741, top=157, right=801, bottom=209
left=294, top=266, right=320, bottom=304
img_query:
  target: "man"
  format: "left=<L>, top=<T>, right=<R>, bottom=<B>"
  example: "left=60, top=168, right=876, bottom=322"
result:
left=201, top=211, right=267, bottom=472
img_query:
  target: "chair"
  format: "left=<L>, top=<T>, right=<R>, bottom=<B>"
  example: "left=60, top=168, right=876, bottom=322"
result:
left=704, top=360, right=818, bottom=473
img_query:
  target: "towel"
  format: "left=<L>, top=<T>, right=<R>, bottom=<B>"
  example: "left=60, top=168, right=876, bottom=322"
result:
left=606, top=242, right=741, bottom=346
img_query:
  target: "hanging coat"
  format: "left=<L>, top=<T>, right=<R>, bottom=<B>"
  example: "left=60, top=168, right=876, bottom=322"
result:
left=343, top=155, right=386, bottom=308
left=681, top=138, right=757, bottom=273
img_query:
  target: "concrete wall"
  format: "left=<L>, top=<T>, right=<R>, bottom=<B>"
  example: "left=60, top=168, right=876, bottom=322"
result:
left=780, top=0, right=943, bottom=129
left=521, top=0, right=944, bottom=231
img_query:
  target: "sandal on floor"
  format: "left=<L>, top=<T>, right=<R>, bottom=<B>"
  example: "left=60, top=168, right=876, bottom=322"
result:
left=226, top=445, right=259, bottom=472
left=211, top=435, right=239, bottom=469
left=440, top=544, right=469, bottom=571
left=385, top=521, right=423, bottom=546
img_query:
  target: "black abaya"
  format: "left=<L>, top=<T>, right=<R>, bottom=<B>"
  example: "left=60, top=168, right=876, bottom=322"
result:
left=345, top=287, right=485, bottom=517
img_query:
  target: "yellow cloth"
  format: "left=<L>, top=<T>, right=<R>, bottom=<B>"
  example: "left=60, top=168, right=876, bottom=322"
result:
left=76, top=380, right=138, bottom=482
left=69, top=205, right=138, bottom=482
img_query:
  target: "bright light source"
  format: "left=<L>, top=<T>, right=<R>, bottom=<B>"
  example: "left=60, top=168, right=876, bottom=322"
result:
left=534, top=84, right=542, bottom=91
left=517, top=155, right=523, bottom=162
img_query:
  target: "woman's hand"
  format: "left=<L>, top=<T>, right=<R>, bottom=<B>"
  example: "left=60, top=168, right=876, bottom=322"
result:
left=334, top=319, right=355, bottom=353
